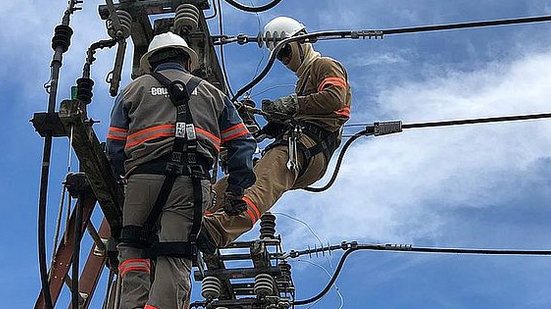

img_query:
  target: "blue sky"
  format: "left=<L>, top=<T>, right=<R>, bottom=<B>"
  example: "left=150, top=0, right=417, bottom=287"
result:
left=2, top=0, right=551, bottom=307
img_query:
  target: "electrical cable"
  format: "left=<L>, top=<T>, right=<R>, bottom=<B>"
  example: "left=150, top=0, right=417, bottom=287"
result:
left=205, top=0, right=218, bottom=20
left=303, top=130, right=368, bottom=192
left=217, top=0, right=235, bottom=97
left=37, top=2, right=81, bottom=307
left=305, top=112, right=551, bottom=192
left=293, top=248, right=357, bottom=306
left=251, top=83, right=296, bottom=98
left=293, top=259, right=344, bottom=309
left=224, top=0, right=283, bottom=13
left=244, top=0, right=267, bottom=98
left=230, top=14, right=551, bottom=102
left=292, top=242, right=551, bottom=306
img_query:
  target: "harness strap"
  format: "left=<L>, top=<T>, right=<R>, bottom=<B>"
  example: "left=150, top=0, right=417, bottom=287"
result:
left=127, top=71, right=205, bottom=260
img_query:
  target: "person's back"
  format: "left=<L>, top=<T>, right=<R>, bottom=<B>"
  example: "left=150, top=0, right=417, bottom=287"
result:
left=107, top=32, right=256, bottom=309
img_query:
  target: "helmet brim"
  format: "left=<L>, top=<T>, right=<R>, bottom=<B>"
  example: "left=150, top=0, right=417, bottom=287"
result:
left=139, top=45, right=199, bottom=74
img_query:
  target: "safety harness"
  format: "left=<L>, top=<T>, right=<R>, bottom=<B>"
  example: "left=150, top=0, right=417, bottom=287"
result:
left=120, top=72, right=209, bottom=261
left=263, top=121, right=340, bottom=176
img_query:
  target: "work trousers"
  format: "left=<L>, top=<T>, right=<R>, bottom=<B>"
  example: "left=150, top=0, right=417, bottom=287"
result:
left=117, top=174, right=211, bottom=309
left=203, top=135, right=328, bottom=247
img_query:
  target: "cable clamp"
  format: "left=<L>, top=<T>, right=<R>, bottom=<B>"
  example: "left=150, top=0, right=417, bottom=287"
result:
left=236, top=34, right=250, bottom=45
left=351, top=30, right=384, bottom=39
left=371, top=120, right=403, bottom=136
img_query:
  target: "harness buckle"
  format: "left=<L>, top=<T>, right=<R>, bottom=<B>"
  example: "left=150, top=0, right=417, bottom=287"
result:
left=175, top=122, right=186, bottom=138
left=166, top=162, right=185, bottom=175
left=187, top=164, right=206, bottom=178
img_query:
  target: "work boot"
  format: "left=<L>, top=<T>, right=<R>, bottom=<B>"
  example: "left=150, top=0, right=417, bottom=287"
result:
left=197, top=228, right=218, bottom=255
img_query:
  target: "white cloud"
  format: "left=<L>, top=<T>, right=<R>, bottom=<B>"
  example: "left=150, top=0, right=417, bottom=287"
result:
left=277, top=49, right=551, bottom=247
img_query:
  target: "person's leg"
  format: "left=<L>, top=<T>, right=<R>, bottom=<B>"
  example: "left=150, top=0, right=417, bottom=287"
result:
left=117, top=174, right=157, bottom=309
left=147, top=177, right=212, bottom=308
left=203, top=145, right=300, bottom=247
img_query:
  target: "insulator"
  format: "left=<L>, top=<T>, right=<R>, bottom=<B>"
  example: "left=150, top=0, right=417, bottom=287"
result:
left=107, top=10, right=132, bottom=39
left=76, top=77, right=94, bottom=104
left=254, top=274, right=275, bottom=297
left=174, top=4, right=200, bottom=34
left=201, top=276, right=222, bottom=300
left=259, top=212, right=276, bottom=239
left=52, top=25, right=73, bottom=53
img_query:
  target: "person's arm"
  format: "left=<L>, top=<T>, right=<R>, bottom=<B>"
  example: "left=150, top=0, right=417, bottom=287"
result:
left=296, top=58, right=350, bottom=119
left=106, top=93, right=129, bottom=177
left=218, top=97, right=257, bottom=195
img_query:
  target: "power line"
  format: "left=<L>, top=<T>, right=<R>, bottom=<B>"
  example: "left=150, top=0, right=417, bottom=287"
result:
left=305, top=112, right=551, bottom=192
left=217, top=0, right=235, bottom=97
left=290, top=241, right=551, bottom=306
left=205, top=0, right=218, bottom=20
left=293, top=259, right=345, bottom=309
left=224, top=0, right=283, bottom=13
left=230, top=14, right=551, bottom=101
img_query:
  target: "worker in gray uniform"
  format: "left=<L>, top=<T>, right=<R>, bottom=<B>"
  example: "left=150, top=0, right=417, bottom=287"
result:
left=106, top=32, right=256, bottom=309
left=199, top=17, right=352, bottom=251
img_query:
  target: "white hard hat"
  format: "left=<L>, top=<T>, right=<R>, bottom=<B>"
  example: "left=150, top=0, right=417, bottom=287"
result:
left=139, top=32, right=199, bottom=73
left=261, top=16, right=306, bottom=50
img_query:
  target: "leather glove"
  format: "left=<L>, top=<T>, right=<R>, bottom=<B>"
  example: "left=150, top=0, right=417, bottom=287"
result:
left=261, top=94, right=298, bottom=118
left=222, top=191, right=248, bottom=216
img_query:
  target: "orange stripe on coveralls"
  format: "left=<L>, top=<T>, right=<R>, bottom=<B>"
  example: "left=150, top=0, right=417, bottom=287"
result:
left=335, top=106, right=351, bottom=117
left=118, top=258, right=150, bottom=277
left=242, top=196, right=261, bottom=223
left=318, top=77, right=347, bottom=92
left=196, top=127, right=221, bottom=151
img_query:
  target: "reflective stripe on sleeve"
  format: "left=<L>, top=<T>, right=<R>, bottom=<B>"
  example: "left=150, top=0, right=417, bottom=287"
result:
left=318, top=77, right=348, bottom=92
left=221, top=123, right=249, bottom=143
left=107, top=127, right=128, bottom=141
left=335, top=106, right=351, bottom=118
left=242, top=195, right=261, bottom=224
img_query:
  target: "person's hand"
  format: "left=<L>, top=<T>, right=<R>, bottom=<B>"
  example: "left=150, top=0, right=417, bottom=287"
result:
left=261, top=94, right=298, bottom=118
left=222, top=191, right=247, bottom=216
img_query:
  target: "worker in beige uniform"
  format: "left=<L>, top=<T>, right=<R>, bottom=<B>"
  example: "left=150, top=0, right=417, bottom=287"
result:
left=199, top=16, right=352, bottom=251
left=106, top=32, right=256, bottom=309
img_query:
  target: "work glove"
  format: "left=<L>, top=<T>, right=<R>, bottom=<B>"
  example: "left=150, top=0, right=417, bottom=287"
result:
left=255, top=121, right=287, bottom=140
left=222, top=191, right=248, bottom=216
left=261, top=94, right=298, bottom=118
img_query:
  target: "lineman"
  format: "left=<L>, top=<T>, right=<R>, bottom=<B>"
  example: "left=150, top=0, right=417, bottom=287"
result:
left=199, top=16, right=352, bottom=250
left=106, top=32, right=256, bottom=309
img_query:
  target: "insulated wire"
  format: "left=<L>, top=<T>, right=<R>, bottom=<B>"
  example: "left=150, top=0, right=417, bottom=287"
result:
left=224, top=0, right=283, bottom=12
left=293, top=243, right=551, bottom=306
left=305, top=112, right=551, bottom=192
left=294, top=259, right=344, bottom=309
left=251, top=83, right=296, bottom=98
left=231, top=14, right=551, bottom=101
left=303, top=130, right=368, bottom=192
left=217, top=0, right=235, bottom=97
left=205, top=0, right=218, bottom=20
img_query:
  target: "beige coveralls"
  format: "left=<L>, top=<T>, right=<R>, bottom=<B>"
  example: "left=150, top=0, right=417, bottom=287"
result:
left=203, top=43, right=352, bottom=247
